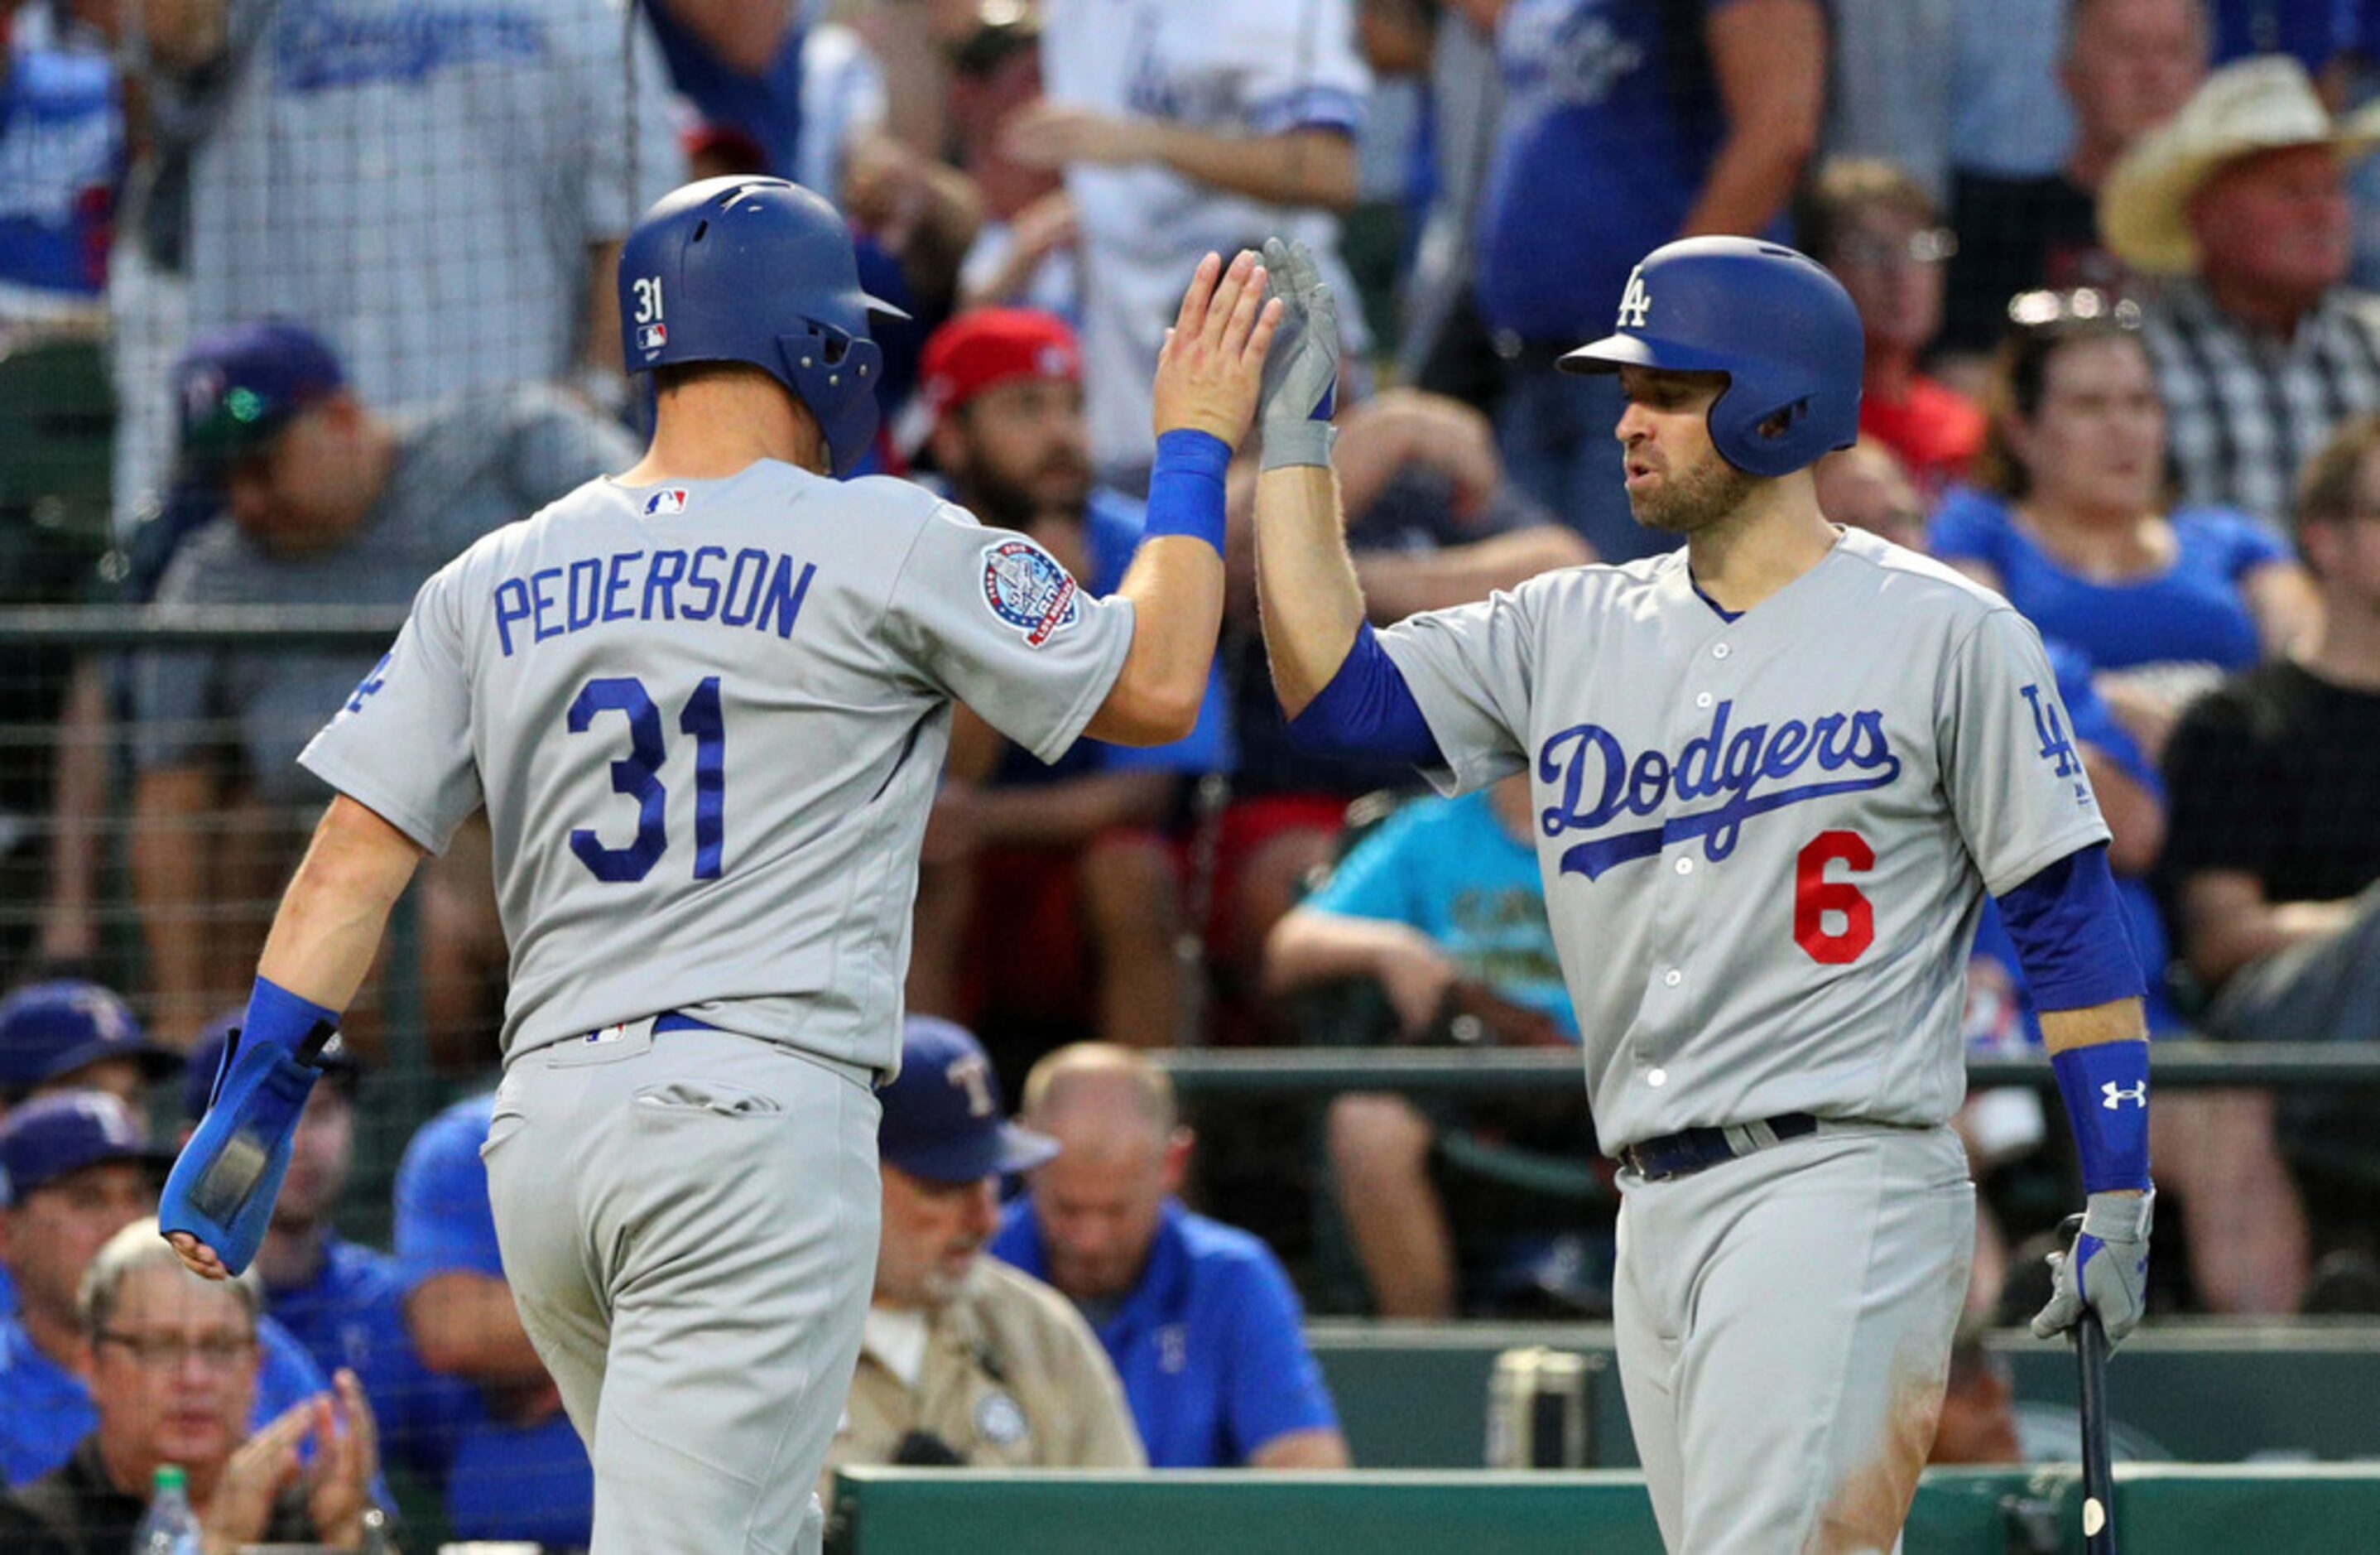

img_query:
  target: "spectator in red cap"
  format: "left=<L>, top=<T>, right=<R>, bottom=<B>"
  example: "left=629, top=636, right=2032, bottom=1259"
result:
left=905, top=309, right=1231, bottom=1063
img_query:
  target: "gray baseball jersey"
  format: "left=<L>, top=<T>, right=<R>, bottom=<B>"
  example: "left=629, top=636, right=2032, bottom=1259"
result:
left=1378, top=525, right=2111, bottom=1150
left=299, top=464, right=1134, bottom=1077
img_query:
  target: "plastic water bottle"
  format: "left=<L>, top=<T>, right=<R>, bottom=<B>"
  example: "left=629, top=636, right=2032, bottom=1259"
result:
left=130, top=1463, right=202, bottom=1553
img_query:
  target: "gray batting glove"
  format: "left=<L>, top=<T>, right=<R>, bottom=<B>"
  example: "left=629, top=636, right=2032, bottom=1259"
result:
left=2032, top=1188, right=2154, bottom=1348
left=1257, top=236, right=1339, bottom=472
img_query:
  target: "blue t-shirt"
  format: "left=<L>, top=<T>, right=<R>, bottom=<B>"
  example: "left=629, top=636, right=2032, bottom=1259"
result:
left=1476, top=0, right=1746, bottom=341
left=988, top=1199, right=1339, bottom=1468
left=267, top=1233, right=476, bottom=1481
left=0, top=1307, right=339, bottom=1486
left=393, top=1093, right=594, bottom=1548
left=1926, top=490, right=2286, bottom=674
left=0, top=20, right=120, bottom=305
left=1969, top=643, right=2178, bottom=1042
left=1302, top=787, right=1579, bottom=1038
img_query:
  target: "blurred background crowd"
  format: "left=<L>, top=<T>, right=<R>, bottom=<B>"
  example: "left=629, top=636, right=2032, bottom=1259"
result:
left=1, top=0, right=2379, bottom=1546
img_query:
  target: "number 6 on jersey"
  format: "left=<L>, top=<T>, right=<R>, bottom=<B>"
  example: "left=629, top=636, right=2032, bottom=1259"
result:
left=1794, top=830, right=1874, bottom=963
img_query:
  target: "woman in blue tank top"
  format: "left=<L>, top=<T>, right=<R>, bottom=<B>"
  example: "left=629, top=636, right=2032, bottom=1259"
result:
left=1929, top=301, right=2320, bottom=759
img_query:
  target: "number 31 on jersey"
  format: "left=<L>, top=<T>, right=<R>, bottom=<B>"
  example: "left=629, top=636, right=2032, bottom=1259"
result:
left=566, top=674, right=726, bottom=884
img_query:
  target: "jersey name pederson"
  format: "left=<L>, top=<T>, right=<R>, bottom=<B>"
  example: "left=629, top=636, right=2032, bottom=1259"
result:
left=493, top=546, right=817, bottom=657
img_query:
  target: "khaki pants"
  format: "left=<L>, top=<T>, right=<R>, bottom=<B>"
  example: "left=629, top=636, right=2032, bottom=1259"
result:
left=484, top=1022, right=881, bottom=1555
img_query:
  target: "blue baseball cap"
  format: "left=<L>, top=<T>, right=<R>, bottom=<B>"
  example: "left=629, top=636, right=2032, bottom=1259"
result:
left=0, top=1090, right=175, bottom=1208
left=173, top=319, right=347, bottom=470
left=877, top=1016, right=1058, bottom=1185
left=182, top=1009, right=361, bottom=1121
left=0, top=980, right=183, bottom=1097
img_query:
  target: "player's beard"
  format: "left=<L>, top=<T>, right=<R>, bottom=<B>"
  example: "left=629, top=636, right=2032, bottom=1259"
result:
left=1630, top=449, right=1759, bottom=535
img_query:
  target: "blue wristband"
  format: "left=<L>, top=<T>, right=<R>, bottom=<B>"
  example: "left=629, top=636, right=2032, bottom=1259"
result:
left=241, top=975, right=342, bottom=1062
left=2051, top=1041, right=2152, bottom=1193
left=1141, top=428, right=1232, bottom=557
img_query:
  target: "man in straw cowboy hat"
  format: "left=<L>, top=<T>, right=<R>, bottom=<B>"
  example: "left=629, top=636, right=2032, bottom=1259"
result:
left=2102, top=55, right=2380, bottom=531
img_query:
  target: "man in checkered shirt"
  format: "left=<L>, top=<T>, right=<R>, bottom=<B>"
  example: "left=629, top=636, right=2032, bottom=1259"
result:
left=2101, top=56, right=2380, bottom=536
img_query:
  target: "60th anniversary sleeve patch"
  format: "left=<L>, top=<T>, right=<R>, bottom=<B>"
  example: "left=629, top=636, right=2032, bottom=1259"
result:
left=979, top=537, right=1081, bottom=648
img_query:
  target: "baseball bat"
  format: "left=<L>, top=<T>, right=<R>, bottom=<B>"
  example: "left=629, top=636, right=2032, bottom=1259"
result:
left=2075, top=1306, right=2117, bottom=1553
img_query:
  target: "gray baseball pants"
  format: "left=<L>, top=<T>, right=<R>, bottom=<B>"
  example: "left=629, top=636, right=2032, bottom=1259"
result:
left=1613, top=1121, right=1974, bottom=1555
left=483, top=1020, right=881, bottom=1555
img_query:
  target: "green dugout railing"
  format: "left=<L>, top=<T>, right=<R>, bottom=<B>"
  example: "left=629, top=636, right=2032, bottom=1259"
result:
left=829, top=1463, right=2380, bottom=1555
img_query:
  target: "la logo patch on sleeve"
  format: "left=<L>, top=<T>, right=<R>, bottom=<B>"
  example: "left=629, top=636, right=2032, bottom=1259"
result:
left=980, top=538, right=1080, bottom=648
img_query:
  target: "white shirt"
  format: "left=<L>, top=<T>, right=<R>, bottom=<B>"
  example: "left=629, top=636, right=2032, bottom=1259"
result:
left=1041, top=0, right=1372, bottom=475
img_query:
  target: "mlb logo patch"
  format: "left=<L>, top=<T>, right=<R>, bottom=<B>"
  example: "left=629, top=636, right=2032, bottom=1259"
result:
left=644, top=489, right=690, bottom=517
left=637, top=322, right=669, bottom=352
left=980, top=538, right=1080, bottom=648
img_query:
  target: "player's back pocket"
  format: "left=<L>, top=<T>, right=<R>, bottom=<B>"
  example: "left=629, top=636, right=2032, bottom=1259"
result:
left=632, top=1077, right=785, bottom=1119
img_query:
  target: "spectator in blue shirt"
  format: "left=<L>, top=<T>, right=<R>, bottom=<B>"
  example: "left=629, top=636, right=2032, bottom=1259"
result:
left=1476, top=0, right=1825, bottom=562
left=1932, top=301, right=2320, bottom=761
left=0, top=1090, right=341, bottom=1486
left=988, top=1044, right=1349, bottom=1470
left=392, top=1093, right=594, bottom=1548
left=178, top=1018, right=473, bottom=1488
left=0, top=1, right=120, bottom=326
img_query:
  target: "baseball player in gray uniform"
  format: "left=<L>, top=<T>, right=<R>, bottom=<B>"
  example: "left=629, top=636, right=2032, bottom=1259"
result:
left=1248, top=236, right=2156, bottom=1552
left=156, top=176, right=1281, bottom=1555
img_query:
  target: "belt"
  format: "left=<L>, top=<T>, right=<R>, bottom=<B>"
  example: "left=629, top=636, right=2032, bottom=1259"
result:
left=651, top=1011, right=715, bottom=1035
left=1618, top=1113, right=1820, bottom=1182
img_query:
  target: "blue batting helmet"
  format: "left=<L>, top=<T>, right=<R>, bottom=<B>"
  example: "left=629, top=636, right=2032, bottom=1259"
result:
left=618, top=176, right=908, bottom=477
left=1559, top=237, right=1863, bottom=478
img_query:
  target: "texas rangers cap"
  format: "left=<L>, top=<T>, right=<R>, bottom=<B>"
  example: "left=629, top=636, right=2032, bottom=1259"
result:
left=0, top=1090, right=175, bottom=1208
left=182, top=1009, right=361, bottom=1123
left=916, top=308, right=1082, bottom=428
left=877, top=1016, right=1059, bottom=1185
left=0, top=979, right=183, bottom=1098
left=173, top=319, right=347, bottom=471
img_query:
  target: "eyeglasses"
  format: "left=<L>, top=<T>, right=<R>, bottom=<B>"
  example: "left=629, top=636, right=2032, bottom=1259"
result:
left=2006, top=288, right=2143, bottom=330
left=97, top=1331, right=257, bottom=1371
left=1833, top=228, right=1959, bottom=268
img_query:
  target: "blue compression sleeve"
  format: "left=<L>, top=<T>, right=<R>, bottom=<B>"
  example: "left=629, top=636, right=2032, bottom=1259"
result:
left=1286, top=622, right=1444, bottom=766
left=2051, top=1040, right=2152, bottom=1192
left=160, top=976, right=344, bottom=1275
left=1995, top=842, right=2144, bottom=1011
left=1140, top=429, right=1231, bottom=556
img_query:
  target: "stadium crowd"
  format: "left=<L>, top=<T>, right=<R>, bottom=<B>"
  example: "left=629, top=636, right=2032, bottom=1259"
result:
left=1, top=0, right=2378, bottom=1545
